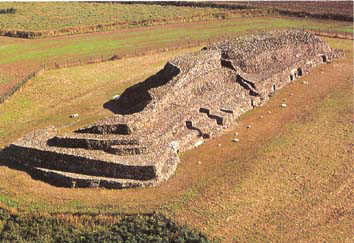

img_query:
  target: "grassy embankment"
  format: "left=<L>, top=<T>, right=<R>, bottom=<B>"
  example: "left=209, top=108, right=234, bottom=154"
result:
left=0, top=30, right=352, bottom=242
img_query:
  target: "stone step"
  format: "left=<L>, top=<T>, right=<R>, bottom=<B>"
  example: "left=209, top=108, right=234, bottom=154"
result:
left=171, top=105, right=237, bottom=150
left=5, top=144, right=158, bottom=181
left=199, top=107, right=234, bottom=127
left=105, top=146, right=148, bottom=155
left=173, top=112, right=214, bottom=145
left=47, top=133, right=140, bottom=150
left=30, top=167, right=157, bottom=189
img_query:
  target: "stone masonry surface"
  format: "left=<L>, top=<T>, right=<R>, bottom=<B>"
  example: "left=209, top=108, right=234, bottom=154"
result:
left=2, top=30, right=343, bottom=189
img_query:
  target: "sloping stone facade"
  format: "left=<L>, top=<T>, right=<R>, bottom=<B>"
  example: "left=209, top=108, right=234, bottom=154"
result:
left=2, top=30, right=343, bottom=189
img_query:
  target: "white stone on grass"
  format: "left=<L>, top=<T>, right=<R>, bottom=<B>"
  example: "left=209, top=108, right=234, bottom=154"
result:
left=170, top=141, right=180, bottom=153
left=194, top=140, right=204, bottom=148
left=70, top=113, right=79, bottom=118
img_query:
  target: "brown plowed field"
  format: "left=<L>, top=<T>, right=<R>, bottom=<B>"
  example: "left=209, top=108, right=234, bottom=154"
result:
left=248, top=1, right=353, bottom=20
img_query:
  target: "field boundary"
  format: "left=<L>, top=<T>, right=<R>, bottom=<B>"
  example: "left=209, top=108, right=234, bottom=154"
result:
left=308, top=29, right=353, bottom=40
left=0, top=68, right=43, bottom=105
left=273, top=8, right=353, bottom=22
left=0, top=41, right=202, bottom=105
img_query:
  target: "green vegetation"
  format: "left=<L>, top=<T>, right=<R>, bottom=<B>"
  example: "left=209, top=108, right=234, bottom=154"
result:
left=0, top=2, right=244, bottom=38
left=0, top=17, right=349, bottom=66
left=0, top=208, right=213, bottom=242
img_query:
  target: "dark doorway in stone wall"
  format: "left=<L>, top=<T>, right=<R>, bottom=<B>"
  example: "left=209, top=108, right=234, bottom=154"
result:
left=290, top=74, right=294, bottom=81
left=272, top=84, right=276, bottom=92
left=321, top=55, right=327, bottom=63
left=297, top=68, right=303, bottom=76
left=186, top=120, right=209, bottom=138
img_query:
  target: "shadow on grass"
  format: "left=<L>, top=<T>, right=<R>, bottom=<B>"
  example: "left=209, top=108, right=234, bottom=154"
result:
left=103, top=62, right=180, bottom=115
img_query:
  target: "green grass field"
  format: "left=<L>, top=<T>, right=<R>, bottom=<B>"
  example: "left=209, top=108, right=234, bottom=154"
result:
left=0, top=17, right=350, bottom=66
left=0, top=2, right=240, bottom=31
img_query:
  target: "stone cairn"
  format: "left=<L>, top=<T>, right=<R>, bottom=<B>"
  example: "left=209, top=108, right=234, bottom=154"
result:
left=2, top=30, right=343, bottom=189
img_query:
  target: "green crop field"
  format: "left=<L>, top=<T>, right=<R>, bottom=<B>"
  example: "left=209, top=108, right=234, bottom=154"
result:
left=0, top=2, right=236, bottom=31
left=0, top=2, right=248, bottom=38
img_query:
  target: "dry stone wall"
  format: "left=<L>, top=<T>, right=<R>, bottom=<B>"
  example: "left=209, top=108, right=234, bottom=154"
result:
left=2, top=30, right=343, bottom=189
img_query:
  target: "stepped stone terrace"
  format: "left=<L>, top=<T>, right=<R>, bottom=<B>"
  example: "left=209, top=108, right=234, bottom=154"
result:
left=2, top=30, right=343, bottom=189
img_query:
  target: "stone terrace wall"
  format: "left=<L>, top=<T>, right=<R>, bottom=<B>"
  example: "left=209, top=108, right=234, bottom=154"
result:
left=2, top=30, right=343, bottom=189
